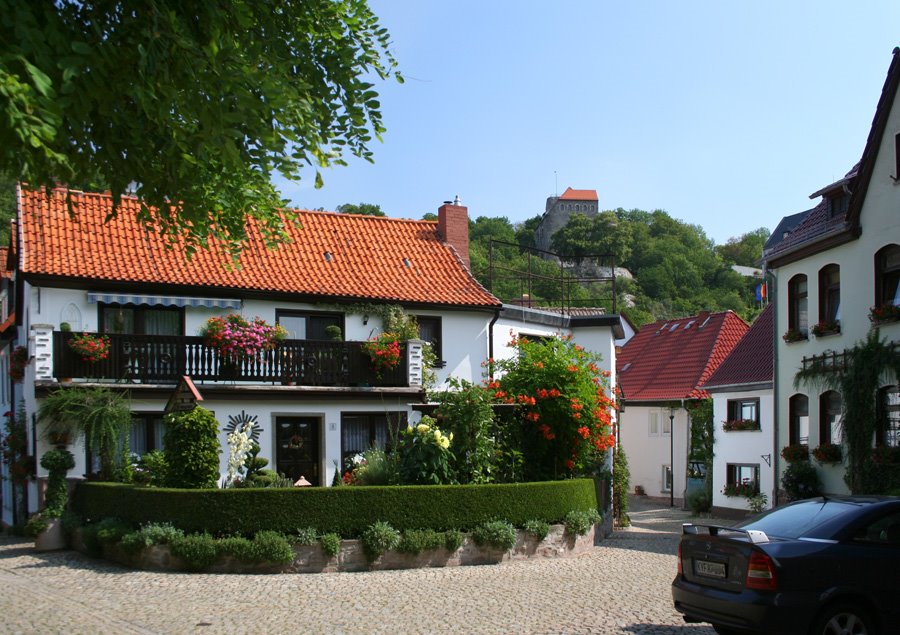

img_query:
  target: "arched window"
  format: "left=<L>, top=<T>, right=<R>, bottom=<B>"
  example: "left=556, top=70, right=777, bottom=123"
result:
left=875, top=244, right=900, bottom=308
left=876, top=385, right=900, bottom=447
left=818, top=264, right=840, bottom=324
left=788, top=274, right=808, bottom=336
left=819, top=391, right=842, bottom=446
left=789, top=394, right=809, bottom=446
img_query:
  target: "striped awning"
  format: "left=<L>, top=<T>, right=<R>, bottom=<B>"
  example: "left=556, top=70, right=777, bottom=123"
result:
left=87, top=292, right=241, bottom=310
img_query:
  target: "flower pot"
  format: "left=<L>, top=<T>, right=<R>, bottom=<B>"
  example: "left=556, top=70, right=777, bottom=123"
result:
left=34, top=517, right=67, bottom=552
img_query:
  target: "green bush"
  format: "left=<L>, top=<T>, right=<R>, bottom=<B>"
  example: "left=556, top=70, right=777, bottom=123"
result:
left=361, top=521, right=400, bottom=561
left=133, top=450, right=169, bottom=487
left=95, top=517, right=132, bottom=544
left=612, top=446, right=631, bottom=526
left=687, top=489, right=712, bottom=514
left=781, top=460, right=822, bottom=501
left=319, top=533, right=341, bottom=557
left=433, top=378, right=496, bottom=484
left=120, top=522, right=184, bottom=553
left=444, top=528, right=464, bottom=552
left=397, top=417, right=454, bottom=485
left=523, top=519, right=550, bottom=541
left=397, top=528, right=444, bottom=554
left=294, top=527, right=318, bottom=545
left=252, top=531, right=294, bottom=564
left=39, top=449, right=75, bottom=517
left=351, top=446, right=399, bottom=486
left=472, top=520, right=517, bottom=551
left=25, top=513, right=50, bottom=537
left=216, top=536, right=256, bottom=561
left=171, top=533, right=218, bottom=571
left=73, top=479, right=599, bottom=537
left=563, top=509, right=601, bottom=536
left=164, top=406, right=221, bottom=489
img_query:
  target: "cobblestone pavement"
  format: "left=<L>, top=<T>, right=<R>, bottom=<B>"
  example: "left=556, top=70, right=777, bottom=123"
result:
left=0, top=498, right=737, bottom=635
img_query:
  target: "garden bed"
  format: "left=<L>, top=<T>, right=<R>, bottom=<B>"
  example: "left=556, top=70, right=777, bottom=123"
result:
left=72, top=521, right=609, bottom=574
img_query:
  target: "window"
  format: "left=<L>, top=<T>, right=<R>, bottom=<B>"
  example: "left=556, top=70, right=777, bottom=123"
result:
left=788, top=274, right=808, bottom=335
left=276, top=310, right=342, bottom=340
left=819, top=391, right=842, bottom=446
left=877, top=386, right=900, bottom=448
left=827, top=194, right=849, bottom=217
left=100, top=304, right=183, bottom=335
left=727, top=398, right=760, bottom=424
left=818, top=264, right=840, bottom=324
left=340, top=412, right=407, bottom=467
left=649, top=411, right=659, bottom=436
left=789, top=394, right=809, bottom=445
left=875, top=244, right=900, bottom=308
left=129, top=413, right=166, bottom=456
left=662, top=412, right=672, bottom=435
left=662, top=465, right=672, bottom=492
left=726, top=463, right=760, bottom=494
left=415, top=315, right=443, bottom=365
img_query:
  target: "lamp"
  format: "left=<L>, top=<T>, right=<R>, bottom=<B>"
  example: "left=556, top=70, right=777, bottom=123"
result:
left=363, top=314, right=369, bottom=325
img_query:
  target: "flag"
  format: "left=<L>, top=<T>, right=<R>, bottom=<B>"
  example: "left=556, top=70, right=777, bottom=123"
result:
left=755, top=283, right=767, bottom=301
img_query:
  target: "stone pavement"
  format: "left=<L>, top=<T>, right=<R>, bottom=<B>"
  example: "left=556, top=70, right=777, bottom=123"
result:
left=0, top=498, right=737, bottom=635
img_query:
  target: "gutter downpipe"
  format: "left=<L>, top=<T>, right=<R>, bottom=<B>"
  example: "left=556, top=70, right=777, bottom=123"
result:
left=767, top=266, right=779, bottom=508
left=487, top=309, right=501, bottom=380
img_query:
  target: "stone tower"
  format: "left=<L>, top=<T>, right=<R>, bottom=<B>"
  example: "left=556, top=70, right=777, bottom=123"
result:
left=534, top=187, right=599, bottom=253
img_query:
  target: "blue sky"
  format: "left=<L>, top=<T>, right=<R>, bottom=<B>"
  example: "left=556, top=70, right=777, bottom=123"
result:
left=274, top=1, right=900, bottom=245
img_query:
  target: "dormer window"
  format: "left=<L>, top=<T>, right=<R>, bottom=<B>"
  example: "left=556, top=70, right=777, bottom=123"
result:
left=827, top=193, right=849, bottom=217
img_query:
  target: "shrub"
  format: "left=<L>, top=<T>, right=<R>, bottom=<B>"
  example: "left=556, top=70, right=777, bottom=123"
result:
left=164, top=406, right=221, bottom=489
left=95, top=517, right=132, bottom=544
left=687, top=489, right=712, bottom=514
left=746, top=493, right=768, bottom=514
left=294, top=527, right=318, bottom=545
left=397, top=528, right=446, bottom=554
left=472, top=520, right=517, bottom=551
left=39, top=448, right=75, bottom=517
left=171, top=533, right=218, bottom=571
left=361, top=521, right=400, bottom=560
left=319, top=533, right=341, bottom=557
left=25, top=513, right=50, bottom=537
left=523, top=519, right=550, bottom=541
left=612, top=446, right=631, bottom=526
left=444, top=529, right=464, bottom=552
left=120, top=522, right=184, bottom=553
left=563, top=509, right=601, bottom=536
left=397, top=416, right=454, bottom=485
left=433, top=378, right=496, bottom=484
left=252, top=531, right=294, bottom=564
left=133, top=450, right=169, bottom=487
left=216, top=536, right=256, bottom=561
left=60, top=510, right=82, bottom=533
left=351, top=446, right=400, bottom=486
left=781, top=460, right=822, bottom=501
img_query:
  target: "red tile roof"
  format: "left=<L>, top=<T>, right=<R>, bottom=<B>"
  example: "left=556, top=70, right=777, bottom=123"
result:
left=617, top=310, right=748, bottom=402
left=703, top=304, right=773, bottom=390
left=17, top=187, right=501, bottom=308
left=0, top=247, right=10, bottom=279
left=559, top=187, right=598, bottom=201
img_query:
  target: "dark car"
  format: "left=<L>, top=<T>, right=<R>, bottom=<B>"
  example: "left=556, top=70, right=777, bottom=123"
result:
left=672, top=496, right=900, bottom=635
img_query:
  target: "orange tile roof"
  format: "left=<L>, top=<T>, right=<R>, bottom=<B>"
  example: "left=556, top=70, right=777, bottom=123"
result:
left=17, top=187, right=500, bottom=308
left=0, top=247, right=10, bottom=279
left=617, top=310, right=748, bottom=402
left=559, top=187, right=598, bottom=201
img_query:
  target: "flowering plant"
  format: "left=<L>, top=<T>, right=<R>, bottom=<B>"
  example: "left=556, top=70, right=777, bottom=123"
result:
left=397, top=416, right=454, bottom=484
left=224, top=419, right=255, bottom=487
left=201, top=314, right=287, bottom=363
left=362, top=332, right=401, bottom=376
left=1, top=409, right=34, bottom=485
left=811, top=320, right=840, bottom=337
left=721, top=419, right=760, bottom=432
left=722, top=481, right=759, bottom=498
left=68, top=333, right=111, bottom=362
left=781, top=443, right=810, bottom=463
left=812, top=442, right=842, bottom=464
left=9, top=345, right=28, bottom=383
left=782, top=328, right=806, bottom=343
left=869, top=303, right=900, bottom=323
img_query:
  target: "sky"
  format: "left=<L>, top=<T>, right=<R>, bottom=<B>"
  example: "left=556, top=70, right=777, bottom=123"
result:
left=273, top=1, right=900, bottom=245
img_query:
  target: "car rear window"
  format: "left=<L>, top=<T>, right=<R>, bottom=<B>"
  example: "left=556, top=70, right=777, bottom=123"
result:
left=736, top=499, right=859, bottom=539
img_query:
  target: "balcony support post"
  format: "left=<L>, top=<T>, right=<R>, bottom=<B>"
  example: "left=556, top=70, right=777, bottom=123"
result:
left=32, top=324, right=55, bottom=381
left=407, top=339, right=425, bottom=388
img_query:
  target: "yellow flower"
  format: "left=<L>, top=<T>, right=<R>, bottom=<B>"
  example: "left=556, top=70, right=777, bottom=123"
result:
left=416, top=423, right=430, bottom=434
left=448, top=432, right=454, bottom=442
left=433, top=429, right=442, bottom=442
left=440, top=438, right=450, bottom=449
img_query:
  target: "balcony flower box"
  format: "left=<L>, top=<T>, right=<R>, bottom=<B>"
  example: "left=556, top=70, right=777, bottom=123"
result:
left=782, top=328, right=807, bottom=343
left=722, top=481, right=759, bottom=498
left=201, top=314, right=287, bottom=363
left=812, top=443, right=842, bottom=464
left=68, top=333, right=111, bottom=363
left=811, top=320, right=840, bottom=337
left=781, top=443, right=810, bottom=463
left=362, top=332, right=401, bottom=377
left=722, top=419, right=760, bottom=432
left=869, top=303, right=900, bottom=324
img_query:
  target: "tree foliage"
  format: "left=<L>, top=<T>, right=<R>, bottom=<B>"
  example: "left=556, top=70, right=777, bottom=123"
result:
left=336, top=202, right=386, bottom=217
left=0, top=1, right=401, bottom=257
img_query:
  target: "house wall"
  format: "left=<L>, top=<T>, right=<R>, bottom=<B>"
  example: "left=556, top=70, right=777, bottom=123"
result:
left=710, top=388, right=775, bottom=511
left=772, top=81, right=900, bottom=496
left=618, top=404, right=690, bottom=501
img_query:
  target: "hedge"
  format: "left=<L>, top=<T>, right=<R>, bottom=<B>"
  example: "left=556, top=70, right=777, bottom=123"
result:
left=72, top=479, right=599, bottom=536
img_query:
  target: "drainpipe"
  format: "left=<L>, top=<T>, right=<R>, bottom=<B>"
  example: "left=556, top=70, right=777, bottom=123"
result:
left=767, top=268, right=779, bottom=507
left=487, top=309, right=501, bottom=380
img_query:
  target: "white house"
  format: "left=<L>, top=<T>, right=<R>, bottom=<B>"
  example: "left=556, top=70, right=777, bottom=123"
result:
left=763, top=47, right=900, bottom=497
left=702, top=305, right=775, bottom=512
left=0, top=187, right=622, bottom=526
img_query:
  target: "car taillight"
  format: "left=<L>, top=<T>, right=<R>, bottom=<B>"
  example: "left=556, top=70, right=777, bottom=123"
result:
left=677, top=542, right=683, bottom=575
left=746, top=551, right=777, bottom=591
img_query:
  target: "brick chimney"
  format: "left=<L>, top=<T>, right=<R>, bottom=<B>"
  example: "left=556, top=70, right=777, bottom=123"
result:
left=437, top=198, right=470, bottom=269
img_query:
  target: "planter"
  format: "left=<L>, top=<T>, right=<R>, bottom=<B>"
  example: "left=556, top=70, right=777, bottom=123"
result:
left=34, top=517, right=67, bottom=552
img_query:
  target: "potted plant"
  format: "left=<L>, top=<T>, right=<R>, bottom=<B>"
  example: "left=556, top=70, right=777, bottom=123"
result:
left=722, top=481, right=759, bottom=498
left=869, top=303, right=900, bottom=324
left=811, top=320, right=840, bottom=337
left=721, top=419, right=760, bottom=432
left=67, top=333, right=111, bottom=362
left=812, top=442, right=842, bottom=464
left=362, top=332, right=401, bottom=377
left=325, top=324, right=343, bottom=341
left=782, top=328, right=807, bottom=343
left=781, top=443, right=810, bottom=463
left=9, top=345, right=29, bottom=383
left=201, top=314, right=287, bottom=379
left=29, top=448, right=75, bottom=551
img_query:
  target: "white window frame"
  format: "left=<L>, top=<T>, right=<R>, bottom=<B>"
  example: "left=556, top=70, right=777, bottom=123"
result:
left=662, top=465, right=672, bottom=492
left=649, top=411, right=660, bottom=436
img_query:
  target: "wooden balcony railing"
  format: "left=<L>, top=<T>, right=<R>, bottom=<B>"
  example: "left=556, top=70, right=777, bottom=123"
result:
left=52, top=332, right=410, bottom=387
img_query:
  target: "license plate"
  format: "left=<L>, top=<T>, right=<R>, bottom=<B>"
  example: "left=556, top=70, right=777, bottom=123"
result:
left=695, top=559, right=726, bottom=579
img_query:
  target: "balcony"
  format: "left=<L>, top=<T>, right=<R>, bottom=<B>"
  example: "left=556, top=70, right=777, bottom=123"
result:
left=47, top=331, right=419, bottom=388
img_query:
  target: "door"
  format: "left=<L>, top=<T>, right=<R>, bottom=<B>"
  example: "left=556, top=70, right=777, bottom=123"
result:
left=275, top=416, right=321, bottom=485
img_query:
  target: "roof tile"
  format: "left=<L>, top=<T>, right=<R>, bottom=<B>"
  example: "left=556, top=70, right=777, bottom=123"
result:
left=702, top=304, right=774, bottom=389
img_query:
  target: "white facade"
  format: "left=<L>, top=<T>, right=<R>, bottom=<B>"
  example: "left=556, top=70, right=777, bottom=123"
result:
left=618, top=404, right=690, bottom=501
left=709, top=388, right=775, bottom=511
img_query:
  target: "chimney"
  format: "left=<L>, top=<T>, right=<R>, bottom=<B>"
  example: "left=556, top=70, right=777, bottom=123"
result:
left=437, top=197, right=470, bottom=269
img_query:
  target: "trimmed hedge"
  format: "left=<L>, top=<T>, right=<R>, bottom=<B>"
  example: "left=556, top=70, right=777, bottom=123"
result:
left=73, top=479, right=599, bottom=536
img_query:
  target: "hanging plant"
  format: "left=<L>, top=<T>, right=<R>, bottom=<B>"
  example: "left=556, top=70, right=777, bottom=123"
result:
left=362, top=332, right=401, bottom=377
left=780, top=443, right=810, bottom=463
left=9, top=345, right=29, bottom=383
left=68, top=333, right=111, bottom=362
left=812, top=443, right=842, bottom=464
left=200, top=314, right=287, bottom=362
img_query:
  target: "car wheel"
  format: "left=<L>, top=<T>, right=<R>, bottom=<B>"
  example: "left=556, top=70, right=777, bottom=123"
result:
left=811, top=603, right=875, bottom=635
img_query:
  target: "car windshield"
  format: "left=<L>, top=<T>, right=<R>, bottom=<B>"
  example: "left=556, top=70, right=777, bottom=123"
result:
left=735, top=499, right=859, bottom=539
